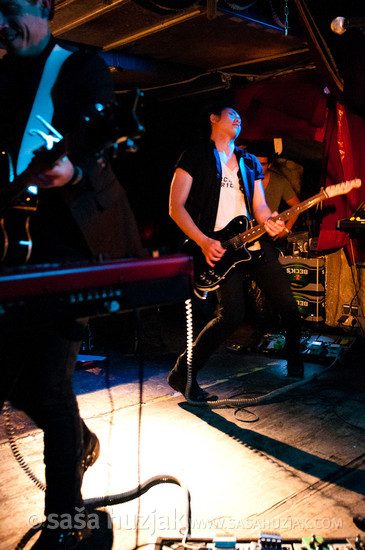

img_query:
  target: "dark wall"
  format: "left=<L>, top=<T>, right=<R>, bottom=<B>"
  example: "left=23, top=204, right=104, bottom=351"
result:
left=112, top=89, right=236, bottom=252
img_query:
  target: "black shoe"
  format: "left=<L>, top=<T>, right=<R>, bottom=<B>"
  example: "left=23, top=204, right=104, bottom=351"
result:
left=30, top=510, right=113, bottom=549
left=286, top=366, right=304, bottom=378
left=81, top=431, right=100, bottom=474
left=167, top=366, right=218, bottom=401
left=353, top=515, right=365, bottom=532
left=31, top=523, right=91, bottom=549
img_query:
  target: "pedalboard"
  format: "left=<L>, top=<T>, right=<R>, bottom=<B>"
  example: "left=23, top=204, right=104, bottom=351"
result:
left=152, top=533, right=364, bottom=550
left=255, top=333, right=356, bottom=364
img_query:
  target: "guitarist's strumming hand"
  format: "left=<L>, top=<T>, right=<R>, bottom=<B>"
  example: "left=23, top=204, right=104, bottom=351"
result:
left=26, top=156, right=76, bottom=189
left=200, top=236, right=226, bottom=267
left=264, top=211, right=285, bottom=237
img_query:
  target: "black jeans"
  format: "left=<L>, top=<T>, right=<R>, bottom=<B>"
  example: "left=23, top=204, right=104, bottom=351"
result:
left=1, top=316, right=88, bottom=517
left=184, top=241, right=302, bottom=375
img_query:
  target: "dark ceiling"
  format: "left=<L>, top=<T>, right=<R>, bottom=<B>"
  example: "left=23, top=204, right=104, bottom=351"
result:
left=50, top=0, right=365, bottom=112
left=51, top=0, right=315, bottom=99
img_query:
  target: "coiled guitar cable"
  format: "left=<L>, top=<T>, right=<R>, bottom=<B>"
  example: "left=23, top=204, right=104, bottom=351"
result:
left=183, top=299, right=335, bottom=408
left=8, top=298, right=329, bottom=548
left=8, top=302, right=194, bottom=549
left=3, top=401, right=46, bottom=493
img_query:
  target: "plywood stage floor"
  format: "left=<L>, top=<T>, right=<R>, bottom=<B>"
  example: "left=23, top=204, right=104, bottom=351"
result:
left=1, top=305, right=364, bottom=550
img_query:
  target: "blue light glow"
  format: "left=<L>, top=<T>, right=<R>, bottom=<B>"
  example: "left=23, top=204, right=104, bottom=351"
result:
left=219, top=6, right=283, bottom=31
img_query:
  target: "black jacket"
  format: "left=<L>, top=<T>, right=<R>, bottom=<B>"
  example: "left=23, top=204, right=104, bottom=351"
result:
left=0, top=37, right=142, bottom=263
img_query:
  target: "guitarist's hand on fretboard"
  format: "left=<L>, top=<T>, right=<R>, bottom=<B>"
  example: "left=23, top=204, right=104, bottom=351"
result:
left=264, top=211, right=285, bottom=237
left=25, top=155, right=75, bottom=189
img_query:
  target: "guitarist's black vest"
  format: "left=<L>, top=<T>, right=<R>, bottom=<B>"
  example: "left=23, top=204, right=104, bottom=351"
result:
left=177, top=141, right=262, bottom=235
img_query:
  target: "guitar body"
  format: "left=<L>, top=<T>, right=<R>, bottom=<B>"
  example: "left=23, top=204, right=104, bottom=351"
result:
left=0, top=152, right=37, bottom=265
left=182, top=179, right=362, bottom=294
left=0, top=205, right=36, bottom=265
left=184, top=215, right=261, bottom=291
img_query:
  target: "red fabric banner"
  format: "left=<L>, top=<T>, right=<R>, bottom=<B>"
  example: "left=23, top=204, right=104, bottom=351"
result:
left=234, top=73, right=365, bottom=262
left=317, top=103, right=365, bottom=262
left=235, top=72, right=327, bottom=141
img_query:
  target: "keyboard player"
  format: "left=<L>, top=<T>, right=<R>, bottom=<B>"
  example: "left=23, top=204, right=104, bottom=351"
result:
left=0, top=1, right=143, bottom=547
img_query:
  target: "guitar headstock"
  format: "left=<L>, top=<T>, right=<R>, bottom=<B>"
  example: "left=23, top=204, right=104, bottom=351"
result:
left=324, top=178, right=362, bottom=198
left=30, top=101, right=127, bottom=167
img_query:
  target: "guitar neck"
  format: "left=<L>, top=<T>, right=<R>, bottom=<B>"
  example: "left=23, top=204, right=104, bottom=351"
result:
left=239, top=190, right=327, bottom=245
left=276, top=190, right=327, bottom=224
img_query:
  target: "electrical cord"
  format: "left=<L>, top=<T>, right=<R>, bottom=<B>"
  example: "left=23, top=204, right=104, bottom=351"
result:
left=12, top=306, right=193, bottom=549
left=3, top=401, right=46, bottom=492
left=185, top=299, right=194, bottom=399
left=307, top=385, right=365, bottom=433
left=228, top=346, right=348, bottom=421
left=8, top=300, right=347, bottom=547
left=134, top=309, right=145, bottom=550
left=225, top=389, right=262, bottom=422
left=4, top=350, right=116, bottom=498
left=15, top=474, right=191, bottom=549
left=233, top=407, right=260, bottom=423
left=182, top=298, right=335, bottom=408
left=186, top=370, right=322, bottom=408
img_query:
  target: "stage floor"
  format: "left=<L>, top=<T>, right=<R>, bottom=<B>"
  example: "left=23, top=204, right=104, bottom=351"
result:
left=1, top=306, right=364, bottom=550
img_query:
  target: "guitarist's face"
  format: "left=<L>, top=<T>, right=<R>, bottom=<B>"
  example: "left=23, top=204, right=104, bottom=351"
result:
left=210, top=108, right=242, bottom=140
left=0, top=0, right=50, bottom=56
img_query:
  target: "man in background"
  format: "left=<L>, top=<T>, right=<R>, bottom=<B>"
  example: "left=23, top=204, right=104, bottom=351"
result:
left=245, top=142, right=302, bottom=241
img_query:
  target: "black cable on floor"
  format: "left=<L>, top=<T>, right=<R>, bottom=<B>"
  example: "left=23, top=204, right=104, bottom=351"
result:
left=15, top=475, right=192, bottom=549
left=14, top=307, right=192, bottom=549
left=134, top=309, right=145, bottom=550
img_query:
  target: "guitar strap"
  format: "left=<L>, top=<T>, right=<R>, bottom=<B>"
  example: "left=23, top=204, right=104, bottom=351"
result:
left=238, top=154, right=255, bottom=222
left=16, top=44, right=73, bottom=176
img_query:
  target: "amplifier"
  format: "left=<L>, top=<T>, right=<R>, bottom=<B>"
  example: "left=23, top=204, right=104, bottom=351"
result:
left=291, top=290, right=325, bottom=323
left=279, top=256, right=325, bottom=322
left=279, top=256, right=325, bottom=291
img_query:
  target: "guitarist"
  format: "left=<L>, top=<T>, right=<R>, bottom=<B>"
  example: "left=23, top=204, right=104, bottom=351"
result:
left=167, top=104, right=304, bottom=401
left=0, top=1, right=142, bottom=548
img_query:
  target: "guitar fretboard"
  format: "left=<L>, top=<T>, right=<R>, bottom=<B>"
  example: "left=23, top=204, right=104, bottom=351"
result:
left=225, top=190, right=327, bottom=249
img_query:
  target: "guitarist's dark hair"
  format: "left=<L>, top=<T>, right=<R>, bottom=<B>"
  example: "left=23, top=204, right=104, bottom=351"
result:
left=27, top=0, right=54, bottom=20
left=198, top=101, right=241, bottom=140
left=49, top=0, right=54, bottom=20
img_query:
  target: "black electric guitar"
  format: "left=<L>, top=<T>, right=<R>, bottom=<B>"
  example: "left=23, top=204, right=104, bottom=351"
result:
left=0, top=99, right=144, bottom=265
left=185, top=179, right=362, bottom=292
